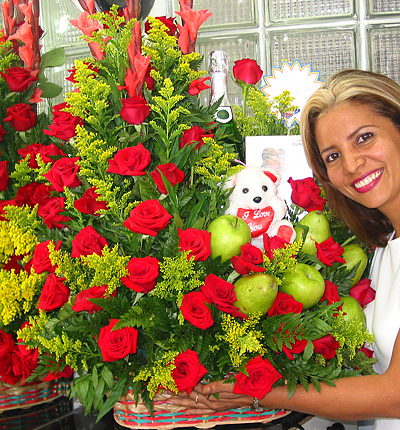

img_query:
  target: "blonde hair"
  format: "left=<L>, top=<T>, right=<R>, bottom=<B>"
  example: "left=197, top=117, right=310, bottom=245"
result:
left=301, top=69, right=400, bottom=247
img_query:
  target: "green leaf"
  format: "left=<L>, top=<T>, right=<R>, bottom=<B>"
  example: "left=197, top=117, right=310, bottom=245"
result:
left=40, top=47, right=66, bottom=69
left=303, top=340, right=314, bottom=361
left=101, top=366, right=115, bottom=388
left=38, top=81, right=63, bottom=98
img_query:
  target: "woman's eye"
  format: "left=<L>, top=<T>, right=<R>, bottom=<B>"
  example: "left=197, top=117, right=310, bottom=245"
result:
left=262, top=185, right=268, bottom=192
left=358, top=132, right=373, bottom=144
left=242, top=188, right=249, bottom=194
left=326, top=152, right=340, bottom=163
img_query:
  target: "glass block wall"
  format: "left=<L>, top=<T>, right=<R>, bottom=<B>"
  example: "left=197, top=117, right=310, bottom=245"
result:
left=21, top=0, right=400, bottom=107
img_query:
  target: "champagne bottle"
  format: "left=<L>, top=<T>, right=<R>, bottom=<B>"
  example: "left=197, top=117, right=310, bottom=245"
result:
left=208, top=50, right=242, bottom=157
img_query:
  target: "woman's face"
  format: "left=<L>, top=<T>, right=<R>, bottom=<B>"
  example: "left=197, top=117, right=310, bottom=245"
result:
left=314, top=102, right=400, bottom=222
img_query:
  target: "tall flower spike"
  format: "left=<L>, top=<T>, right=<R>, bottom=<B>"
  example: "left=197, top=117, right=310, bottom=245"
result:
left=124, top=0, right=141, bottom=22
left=175, top=4, right=211, bottom=54
left=76, top=0, right=95, bottom=14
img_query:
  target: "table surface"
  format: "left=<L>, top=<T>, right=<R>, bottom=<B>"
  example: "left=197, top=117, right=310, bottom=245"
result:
left=0, top=396, right=312, bottom=430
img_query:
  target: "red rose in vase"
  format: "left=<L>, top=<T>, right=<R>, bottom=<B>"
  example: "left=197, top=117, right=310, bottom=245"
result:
left=233, top=58, right=263, bottom=85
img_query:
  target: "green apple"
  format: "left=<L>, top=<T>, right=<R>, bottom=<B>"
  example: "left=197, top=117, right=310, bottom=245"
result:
left=233, top=273, right=278, bottom=316
left=279, top=263, right=325, bottom=310
left=207, top=214, right=252, bottom=262
left=341, top=244, right=368, bottom=287
left=340, top=295, right=366, bottom=329
left=295, top=210, right=331, bottom=256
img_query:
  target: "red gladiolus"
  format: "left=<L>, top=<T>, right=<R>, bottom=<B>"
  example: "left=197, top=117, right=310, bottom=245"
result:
left=188, top=77, right=210, bottom=95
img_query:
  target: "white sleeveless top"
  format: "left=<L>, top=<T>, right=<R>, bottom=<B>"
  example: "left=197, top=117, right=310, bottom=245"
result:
left=364, top=235, right=400, bottom=429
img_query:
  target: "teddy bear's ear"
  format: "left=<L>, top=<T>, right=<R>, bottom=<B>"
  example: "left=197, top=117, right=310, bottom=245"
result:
left=262, top=168, right=281, bottom=185
left=224, top=172, right=238, bottom=189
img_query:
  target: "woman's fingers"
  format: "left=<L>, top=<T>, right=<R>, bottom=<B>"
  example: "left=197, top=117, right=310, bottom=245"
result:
left=201, top=380, right=235, bottom=395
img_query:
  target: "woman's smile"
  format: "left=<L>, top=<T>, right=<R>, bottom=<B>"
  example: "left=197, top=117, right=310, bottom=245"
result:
left=351, top=168, right=384, bottom=192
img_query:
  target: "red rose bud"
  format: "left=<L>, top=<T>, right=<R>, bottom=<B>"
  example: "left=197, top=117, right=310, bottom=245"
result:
left=44, top=102, right=84, bottom=141
left=97, top=318, right=138, bottom=362
left=71, top=225, right=109, bottom=258
left=180, top=291, right=214, bottom=330
left=268, top=291, right=303, bottom=316
left=74, top=187, right=108, bottom=215
left=120, top=96, right=150, bottom=124
left=316, top=237, right=345, bottom=267
left=312, top=334, right=340, bottom=359
left=37, top=274, right=70, bottom=312
left=37, top=197, right=71, bottom=229
left=150, top=163, right=185, bottom=195
left=172, top=349, right=207, bottom=395
left=4, top=103, right=36, bottom=131
left=350, top=278, right=375, bottom=307
left=233, top=58, right=263, bottom=85
left=123, top=200, right=172, bottom=236
left=0, top=161, right=9, bottom=192
left=107, top=143, right=151, bottom=176
left=179, top=126, right=214, bottom=150
left=43, top=157, right=81, bottom=193
left=320, top=280, right=341, bottom=305
left=72, top=285, right=116, bottom=314
left=0, top=67, right=38, bottom=92
left=233, top=355, right=282, bottom=399
left=288, top=176, right=326, bottom=212
left=31, top=240, right=62, bottom=274
left=121, top=256, right=160, bottom=293
left=178, top=228, right=212, bottom=262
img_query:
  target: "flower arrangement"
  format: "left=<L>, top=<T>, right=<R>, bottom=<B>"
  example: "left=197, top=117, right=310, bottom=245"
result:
left=0, top=0, right=376, bottom=424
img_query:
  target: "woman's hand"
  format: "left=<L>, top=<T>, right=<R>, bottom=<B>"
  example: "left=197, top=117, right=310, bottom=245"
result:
left=165, top=381, right=253, bottom=415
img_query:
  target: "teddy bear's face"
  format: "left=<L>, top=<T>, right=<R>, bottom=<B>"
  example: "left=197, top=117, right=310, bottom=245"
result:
left=230, top=168, right=277, bottom=210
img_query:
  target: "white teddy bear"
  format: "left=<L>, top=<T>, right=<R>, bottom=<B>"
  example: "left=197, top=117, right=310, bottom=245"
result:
left=225, top=165, right=295, bottom=249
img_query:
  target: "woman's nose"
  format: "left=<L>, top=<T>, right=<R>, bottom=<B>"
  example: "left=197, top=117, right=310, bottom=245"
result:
left=343, top=153, right=365, bottom=173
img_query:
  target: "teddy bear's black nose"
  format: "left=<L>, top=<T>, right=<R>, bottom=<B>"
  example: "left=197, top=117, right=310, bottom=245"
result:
left=253, top=196, right=262, bottom=204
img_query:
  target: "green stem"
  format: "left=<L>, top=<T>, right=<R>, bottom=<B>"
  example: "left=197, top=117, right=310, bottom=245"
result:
left=341, top=235, right=356, bottom=247
left=242, top=84, right=250, bottom=115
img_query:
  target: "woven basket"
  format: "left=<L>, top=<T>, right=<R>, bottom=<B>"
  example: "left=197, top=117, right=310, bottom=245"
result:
left=0, top=377, right=70, bottom=412
left=113, top=391, right=290, bottom=429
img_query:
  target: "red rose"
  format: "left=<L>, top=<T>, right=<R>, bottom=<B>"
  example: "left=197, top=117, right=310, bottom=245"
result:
left=3, top=254, right=22, bottom=273
left=0, top=349, right=37, bottom=385
left=74, top=187, right=108, bottom=215
left=71, top=225, right=109, bottom=258
left=37, top=197, right=71, bottom=229
left=288, top=177, right=326, bottom=212
left=31, top=240, right=62, bottom=274
left=18, top=143, right=66, bottom=169
left=121, top=256, right=159, bottom=293
left=233, top=59, right=263, bottom=85
left=37, top=273, right=70, bottom=312
left=320, top=280, right=341, bottom=305
left=15, top=182, right=39, bottom=207
left=0, top=160, right=8, bottom=191
left=312, top=334, right=340, bottom=359
left=178, top=228, right=211, bottom=261
left=0, top=125, right=5, bottom=141
left=263, top=234, right=290, bottom=261
left=123, top=199, right=172, bottom=236
left=200, top=273, right=246, bottom=318
left=316, top=237, right=345, bottom=267
left=107, top=143, right=151, bottom=176
left=43, top=102, right=84, bottom=141
left=360, top=346, right=374, bottom=359
left=180, top=291, right=213, bottom=330
left=233, top=355, right=282, bottom=398
left=172, top=349, right=207, bottom=394
left=282, top=337, right=308, bottom=360
left=43, top=156, right=81, bottom=193
left=231, top=242, right=265, bottom=275
left=97, top=318, right=138, bottom=362
left=150, top=163, right=185, bottom=195
left=179, top=126, right=214, bottom=150
left=145, top=16, right=176, bottom=36
left=72, top=285, right=115, bottom=314
left=3, top=103, right=36, bottom=131
left=268, top=291, right=303, bottom=316
left=0, top=330, right=15, bottom=355
left=350, top=278, right=375, bottom=307
left=0, top=67, right=38, bottom=92
left=43, top=364, right=74, bottom=381
left=188, top=77, right=210, bottom=95
left=120, top=96, right=150, bottom=125
left=31, top=183, right=56, bottom=207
